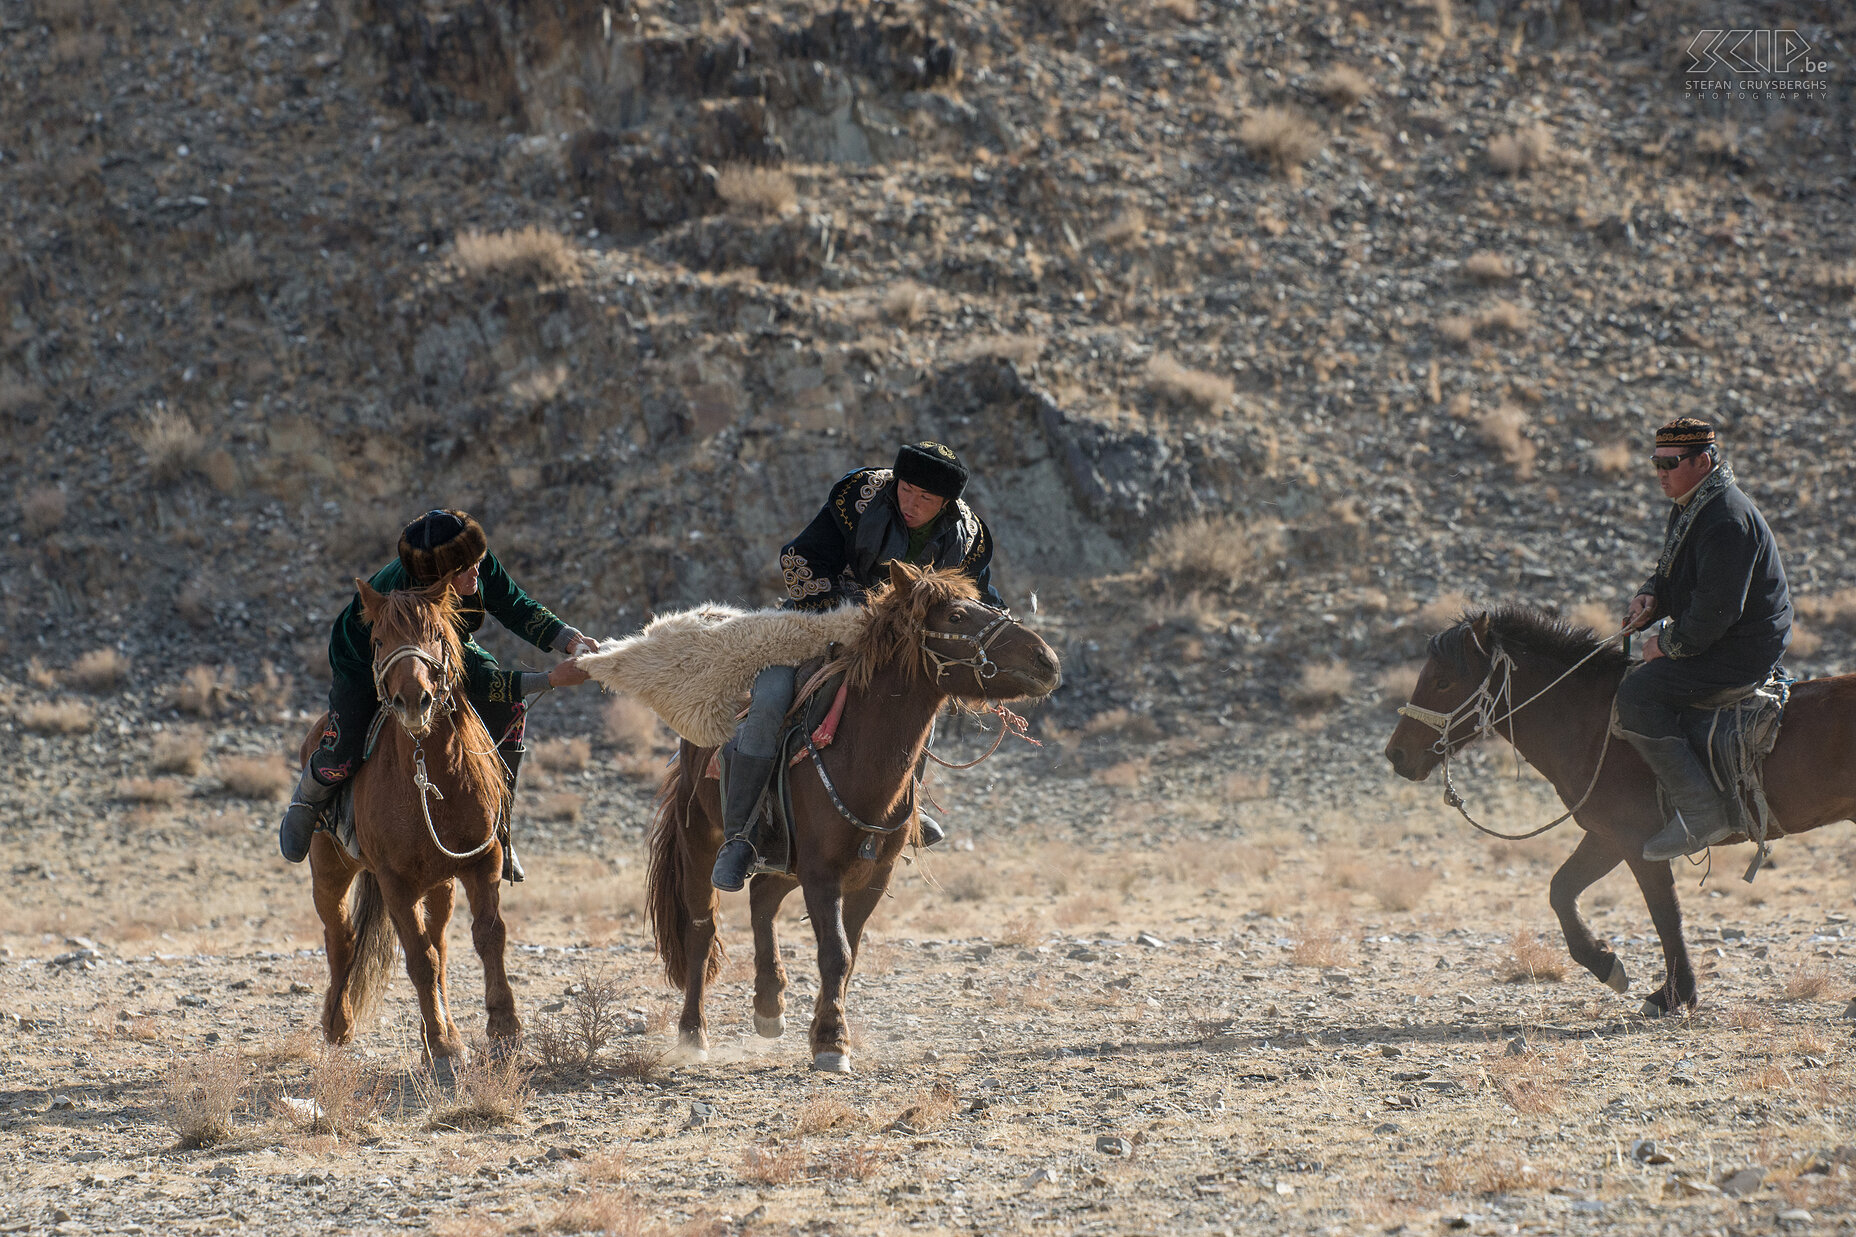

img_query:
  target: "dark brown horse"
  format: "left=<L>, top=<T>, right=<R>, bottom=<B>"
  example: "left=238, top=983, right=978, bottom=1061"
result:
left=301, top=580, right=518, bottom=1070
left=1385, top=606, right=1856, bottom=1014
left=647, top=562, right=1061, bottom=1072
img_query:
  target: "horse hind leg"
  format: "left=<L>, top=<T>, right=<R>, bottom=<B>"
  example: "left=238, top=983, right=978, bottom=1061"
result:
left=677, top=860, right=720, bottom=1060
left=749, top=874, right=796, bottom=1038
left=1625, top=853, right=1699, bottom=1016
left=1550, top=832, right=1631, bottom=995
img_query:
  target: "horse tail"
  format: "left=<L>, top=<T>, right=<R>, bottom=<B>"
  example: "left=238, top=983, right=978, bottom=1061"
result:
left=646, top=745, right=721, bottom=990
left=341, top=871, right=397, bottom=1022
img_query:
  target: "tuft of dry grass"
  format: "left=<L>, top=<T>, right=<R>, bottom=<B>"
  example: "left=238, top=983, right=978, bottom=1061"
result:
left=205, top=234, right=260, bottom=295
left=609, top=1046, right=673, bottom=1084
left=1812, top=262, right=1856, bottom=299
left=1486, top=124, right=1554, bottom=176
left=135, top=408, right=206, bottom=485
left=1097, top=206, right=1147, bottom=247
left=1464, top=251, right=1512, bottom=283
left=1475, top=405, right=1538, bottom=479
left=1290, top=926, right=1352, bottom=968
left=219, top=754, right=292, bottom=800
left=1240, top=106, right=1323, bottom=174
left=1590, top=441, right=1633, bottom=477
left=716, top=163, right=797, bottom=215
left=1375, top=663, right=1421, bottom=704
left=1489, top=1054, right=1563, bottom=1117
left=942, top=867, right=996, bottom=903
left=162, top=1049, right=248, bottom=1148
left=1782, top=968, right=1835, bottom=1002
left=949, top=333, right=1043, bottom=368
left=1369, top=865, right=1437, bottom=912
left=1289, top=660, right=1353, bottom=709
left=1317, top=63, right=1372, bottom=108
left=530, top=792, right=585, bottom=823
left=1146, top=353, right=1233, bottom=413
left=1499, top=931, right=1567, bottom=983
left=69, top=647, right=127, bottom=692
left=422, top=1047, right=530, bottom=1129
left=891, top=1083, right=958, bottom=1132
left=740, top=1142, right=807, bottom=1186
left=534, top=737, right=591, bottom=773
left=173, top=664, right=233, bottom=717
left=119, top=776, right=185, bottom=804
left=20, top=701, right=94, bottom=735
left=794, top=1097, right=864, bottom=1137
left=151, top=731, right=206, bottom=775
left=604, top=697, right=666, bottom=780
left=996, top=914, right=1045, bottom=948
left=529, top=964, right=626, bottom=1074
left=1151, top=516, right=1284, bottom=588
left=302, top=1047, right=386, bottom=1138
left=454, top=226, right=577, bottom=285
left=1093, top=757, right=1150, bottom=789
left=882, top=280, right=930, bottom=323
left=21, top=486, right=67, bottom=536
left=1724, top=1004, right=1774, bottom=1032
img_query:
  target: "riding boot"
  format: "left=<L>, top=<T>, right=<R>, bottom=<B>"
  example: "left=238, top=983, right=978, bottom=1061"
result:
left=713, top=751, right=777, bottom=893
left=498, top=742, right=527, bottom=884
left=1626, top=733, right=1736, bottom=862
left=279, top=765, right=339, bottom=863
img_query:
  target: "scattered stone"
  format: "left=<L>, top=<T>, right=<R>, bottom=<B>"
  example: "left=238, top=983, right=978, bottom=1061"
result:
left=49, top=1095, right=77, bottom=1110
left=1444, top=1215, right=1477, bottom=1229
left=1840, top=1000, right=1856, bottom=1021
left=544, top=1145, right=584, bottom=1161
left=51, top=949, right=99, bottom=967
left=1373, top=1122, right=1401, bottom=1135
left=1718, top=1166, right=1766, bottom=1198
left=1435, top=957, right=1450, bottom=970
left=1631, top=1139, right=1672, bottom=1165
left=1779, top=1209, right=1814, bottom=1225
left=176, top=993, right=208, bottom=1008
left=535, top=1121, right=569, bottom=1135
left=1378, top=1045, right=1401, bottom=1058
left=1067, top=948, right=1100, bottom=963
left=1720, top=927, right=1746, bottom=941
left=51, top=1210, right=71, bottom=1224
left=686, top=1101, right=716, bottom=1128
left=971, top=943, right=994, bottom=960
left=1021, top=1165, right=1061, bottom=1189
left=1504, top=1035, right=1527, bottom=1056
left=1095, top=1135, right=1132, bottom=1157
left=1135, top=932, right=1165, bottom=949
left=64, top=936, right=99, bottom=952
left=288, top=982, right=314, bottom=995
left=1273, top=1180, right=1294, bottom=1196
left=1570, top=1200, right=1605, bottom=1214
left=208, top=1163, right=237, bottom=1178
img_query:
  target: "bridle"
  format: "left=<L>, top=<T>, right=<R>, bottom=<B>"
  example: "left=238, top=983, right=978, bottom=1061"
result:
left=920, top=605, right=1015, bottom=683
left=372, top=634, right=497, bottom=862
left=1397, top=626, right=1624, bottom=840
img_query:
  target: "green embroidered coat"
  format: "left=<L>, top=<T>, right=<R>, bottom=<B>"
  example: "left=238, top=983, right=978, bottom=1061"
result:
left=327, top=553, right=566, bottom=705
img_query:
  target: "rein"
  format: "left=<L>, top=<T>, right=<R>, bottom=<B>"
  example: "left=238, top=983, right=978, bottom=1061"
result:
left=920, top=609, right=1014, bottom=682
left=926, top=701, right=1041, bottom=769
left=1398, top=629, right=1626, bottom=841
left=375, top=639, right=497, bottom=862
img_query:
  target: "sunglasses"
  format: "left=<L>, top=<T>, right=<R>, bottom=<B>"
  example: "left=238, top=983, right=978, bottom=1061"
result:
left=1650, top=451, right=1705, bottom=471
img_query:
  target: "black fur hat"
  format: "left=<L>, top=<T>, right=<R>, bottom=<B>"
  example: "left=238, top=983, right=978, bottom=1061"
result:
left=398, top=509, right=488, bottom=584
left=894, top=441, right=969, bottom=501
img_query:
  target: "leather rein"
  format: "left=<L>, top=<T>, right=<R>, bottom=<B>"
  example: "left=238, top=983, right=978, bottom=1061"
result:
left=373, top=639, right=499, bottom=862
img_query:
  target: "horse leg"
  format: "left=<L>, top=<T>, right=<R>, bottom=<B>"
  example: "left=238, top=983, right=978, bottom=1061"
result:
left=380, top=876, right=461, bottom=1064
left=676, top=845, right=719, bottom=1060
left=460, top=865, right=521, bottom=1043
left=803, top=878, right=853, bottom=1073
left=1625, top=854, right=1698, bottom=1015
left=749, top=874, right=797, bottom=1038
left=1549, top=832, right=1630, bottom=995
left=842, top=874, right=890, bottom=979
left=419, top=879, right=464, bottom=1053
left=310, top=845, right=361, bottom=1043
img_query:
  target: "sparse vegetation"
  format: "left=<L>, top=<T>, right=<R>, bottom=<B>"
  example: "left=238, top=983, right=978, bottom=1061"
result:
left=134, top=408, right=206, bottom=485
left=454, top=226, right=577, bottom=284
left=173, top=664, right=233, bottom=717
left=1240, top=106, right=1323, bottom=175
left=69, top=648, right=127, bottom=692
left=421, top=1047, right=530, bottom=1129
left=162, top=1049, right=247, bottom=1148
left=1290, top=660, right=1353, bottom=709
left=1499, top=931, right=1567, bottom=983
left=1151, top=515, right=1284, bottom=589
left=1476, top=405, right=1538, bottom=479
left=1487, top=124, right=1553, bottom=176
left=21, top=486, right=66, bottom=536
left=151, top=731, right=206, bottom=775
left=1317, top=64, right=1372, bottom=108
left=20, top=701, right=94, bottom=734
left=1782, top=968, right=1835, bottom=1002
left=1464, top=251, right=1512, bottom=283
left=218, top=754, right=292, bottom=799
left=1146, top=353, right=1233, bottom=413
left=716, top=163, right=798, bottom=216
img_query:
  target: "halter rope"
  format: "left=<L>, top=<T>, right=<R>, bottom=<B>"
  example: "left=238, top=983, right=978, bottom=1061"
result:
left=376, top=639, right=499, bottom=862
left=1397, top=628, right=1626, bottom=841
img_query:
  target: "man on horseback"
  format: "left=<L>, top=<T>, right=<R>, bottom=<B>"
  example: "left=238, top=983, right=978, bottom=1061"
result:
left=710, top=441, right=1005, bottom=892
left=1618, top=418, right=1792, bottom=862
left=279, top=509, right=599, bottom=882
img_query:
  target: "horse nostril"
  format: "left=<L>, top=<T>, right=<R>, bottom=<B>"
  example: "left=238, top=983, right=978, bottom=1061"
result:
left=418, top=690, right=432, bottom=713
left=391, top=693, right=405, bottom=712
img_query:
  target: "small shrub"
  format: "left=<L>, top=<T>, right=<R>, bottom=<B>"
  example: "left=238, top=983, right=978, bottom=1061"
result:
left=163, top=1049, right=247, bottom=1148
left=715, top=163, right=797, bottom=215
left=1476, top=406, right=1538, bottom=479
left=134, top=409, right=206, bottom=485
left=1151, top=516, right=1285, bottom=588
left=1783, top=968, right=1835, bottom=1002
left=422, top=1047, right=530, bottom=1129
left=603, top=697, right=664, bottom=778
left=1369, top=866, right=1437, bottom=912
left=1489, top=1056, right=1562, bottom=1116
left=1487, top=124, right=1553, bottom=176
left=21, top=486, right=67, bottom=536
left=173, top=664, right=232, bottom=717
left=1093, top=757, right=1150, bottom=788
left=1290, top=660, right=1353, bottom=709
left=1097, top=207, right=1147, bottom=247
left=1478, top=300, right=1531, bottom=335
left=1317, top=64, right=1372, bottom=108
left=882, top=281, right=928, bottom=323
left=1464, top=251, right=1512, bottom=283
left=205, top=234, right=260, bottom=295
left=1812, top=262, right=1856, bottom=299
left=949, top=333, right=1043, bottom=367
left=1240, top=106, right=1323, bottom=175
left=794, top=1098, right=863, bottom=1137
left=609, top=1046, right=672, bottom=1083
left=454, top=226, right=577, bottom=285
left=1590, top=442, right=1633, bottom=477
left=303, top=1046, right=387, bottom=1138
left=817, top=1144, right=886, bottom=1181
left=534, top=737, right=591, bottom=773
left=740, top=1142, right=806, bottom=1186
left=1499, top=931, right=1567, bottom=983
left=532, top=964, right=626, bottom=1072
left=942, top=867, right=994, bottom=903
left=1224, top=771, right=1272, bottom=802
left=20, top=701, right=94, bottom=734
left=119, top=776, right=184, bottom=804
left=890, top=1083, right=958, bottom=1132
left=68, top=648, right=126, bottom=692
left=1290, top=927, right=1351, bottom=968
left=1437, top=314, right=1477, bottom=347
left=996, top=914, right=1045, bottom=948
left=219, top=754, right=292, bottom=800
left=151, top=732, right=206, bottom=775
left=1725, top=1004, right=1774, bottom=1032
left=1146, top=353, right=1233, bottom=413
left=530, top=792, right=584, bottom=823
left=1376, top=663, right=1420, bottom=703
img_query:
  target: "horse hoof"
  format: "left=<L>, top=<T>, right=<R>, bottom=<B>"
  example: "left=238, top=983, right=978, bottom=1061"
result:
left=1605, top=957, right=1630, bottom=994
left=754, top=1013, right=786, bottom=1039
left=811, top=1051, right=851, bottom=1074
left=430, top=1053, right=462, bottom=1088
left=1640, top=998, right=1671, bottom=1019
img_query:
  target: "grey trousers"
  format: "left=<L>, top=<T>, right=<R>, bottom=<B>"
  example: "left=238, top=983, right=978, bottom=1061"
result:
left=737, top=666, right=798, bottom=759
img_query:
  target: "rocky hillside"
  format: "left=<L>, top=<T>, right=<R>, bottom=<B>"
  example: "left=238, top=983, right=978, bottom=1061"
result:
left=4, top=0, right=1854, bottom=746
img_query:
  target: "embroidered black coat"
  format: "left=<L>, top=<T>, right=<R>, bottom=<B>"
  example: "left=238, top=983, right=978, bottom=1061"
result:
left=1637, top=481, right=1792, bottom=685
left=780, top=467, right=1005, bottom=612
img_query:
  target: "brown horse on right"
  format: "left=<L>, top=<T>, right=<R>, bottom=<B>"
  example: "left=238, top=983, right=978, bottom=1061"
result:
left=1385, top=606, right=1856, bottom=1015
left=646, top=562, right=1061, bottom=1072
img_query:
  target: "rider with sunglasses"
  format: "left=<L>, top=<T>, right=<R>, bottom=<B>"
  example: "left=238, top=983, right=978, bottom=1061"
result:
left=1617, top=418, right=1793, bottom=861
left=710, top=442, right=1005, bottom=892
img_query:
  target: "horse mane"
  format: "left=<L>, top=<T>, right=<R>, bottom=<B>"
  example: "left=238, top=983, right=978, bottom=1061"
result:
left=1431, top=604, right=1631, bottom=686
left=841, top=565, right=981, bottom=691
left=371, top=586, right=510, bottom=813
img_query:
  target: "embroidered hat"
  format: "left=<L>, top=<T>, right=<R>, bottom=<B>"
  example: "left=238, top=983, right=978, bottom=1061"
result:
left=398, top=509, right=488, bottom=584
left=1655, top=417, right=1716, bottom=449
left=894, top=441, right=969, bottom=501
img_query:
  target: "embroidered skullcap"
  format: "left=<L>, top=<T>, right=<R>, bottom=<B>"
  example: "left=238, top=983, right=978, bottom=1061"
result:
left=1655, top=417, right=1716, bottom=449
left=398, top=509, right=488, bottom=585
left=894, top=441, right=969, bottom=501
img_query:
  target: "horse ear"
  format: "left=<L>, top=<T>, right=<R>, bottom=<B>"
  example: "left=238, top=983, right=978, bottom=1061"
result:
left=355, top=577, right=385, bottom=623
left=1470, top=611, right=1493, bottom=651
left=887, top=559, right=916, bottom=595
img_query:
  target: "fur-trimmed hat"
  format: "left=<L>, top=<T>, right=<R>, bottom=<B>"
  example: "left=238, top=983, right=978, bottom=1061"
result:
left=894, top=441, right=969, bottom=501
left=398, top=509, right=487, bottom=584
left=1655, top=417, right=1716, bottom=450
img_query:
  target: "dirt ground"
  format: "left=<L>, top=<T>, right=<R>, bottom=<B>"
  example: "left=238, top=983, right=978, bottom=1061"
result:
left=3, top=710, right=1855, bottom=1237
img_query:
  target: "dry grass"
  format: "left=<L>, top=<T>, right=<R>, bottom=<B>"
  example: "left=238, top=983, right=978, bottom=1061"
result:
left=1782, top=968, right=1835, bottom=1002
left=301, top=1047, right=386, bottom=1138
left=1224, top=771, right=1272, bottom=802
left=1812, top=262, right=1856, bottom=299
left=151, top=731, right=206, bottom=775
left=1475, top=405, right=1538, bottom=479
left=1375, top=663, right=1421, bottom=703
left=529, top=964, right=626, bottom=1073
left=793, top=1098, right=864, bottom=1136
left=218, top=754, right=291, bottom=799
left=1725, top=1004, right=1775, bottom=1032
left=529, top=792, right=585, bottom=823
left=422, top=1047, right=530, bottom=1129
left=1151, top=515, right=1284, bottom=588
left=1289, top=926, right=1351, bottom=968
left=68, top=647, right=126, bottom=692
left=534, top=737, right=591, bottom=773
left=1240, top=106, right=1323, bottom=174
left=1487, top=124, right=1554, bottom=175
left=119, top=776, right=185, bottom=804
left=205, top=234, right=260, bottom=295
left=604, top=696, right=666, bottom=780
left=1478, top=300, right=1530, bottom=335
left=949, top=333, right=1043, bottom=367
left=1146, top=353, right=1233, bottom=413
left=1317, top=63, right=1372, bottom=108
left=996, top=914, right=1045, bottom=948
left=1093, top=757, right=1150, bottom=788
left=1489, top=1054, right=1563, bottom=1116
left=942, top=867, right=996, bottom=903
left=1464, top=251, right=1512, bottom=283
left=1499, top=931, right=1567, bottom=983
left=1097, top=206, right=1147, bottom=247
left=609, top=1046, right=673, bottom=1083
left=20, top=701, right=94, bottom=734
left=21, top=486, right=67, bottom=536
left=1590, top=441, right=1633, bottom=477
left=1368, top=865, right=1437, bottom=912
left=454, top=226, right=577, bottom=284
left=716, top=163, right=797, bottom=215
left=1289, top=660, right=1353, bottom=709
left=162, top=1049, right=247, bottom=1148
left=134, top=408, right=206, bottom=485
left=173, top=664, right=233, bottom=717
left=740, top=1142, right=807, bottom=1185
left=891, top=1083, right=958, bottom=1132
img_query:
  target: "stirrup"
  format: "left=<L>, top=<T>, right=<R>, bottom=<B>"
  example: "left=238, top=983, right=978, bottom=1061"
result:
left=1643, top=811, right=1734, bottom=863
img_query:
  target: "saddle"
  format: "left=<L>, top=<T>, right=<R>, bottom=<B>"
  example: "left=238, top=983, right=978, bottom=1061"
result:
left=1676, top=667, right=1791, bottom=879
left=715, top=654, right=850, bottom=880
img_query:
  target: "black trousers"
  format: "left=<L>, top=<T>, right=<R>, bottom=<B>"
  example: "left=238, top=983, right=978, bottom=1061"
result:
left=309, top=642, right=526, bottom=786
left=1613, top=656, right=1767, bottom=742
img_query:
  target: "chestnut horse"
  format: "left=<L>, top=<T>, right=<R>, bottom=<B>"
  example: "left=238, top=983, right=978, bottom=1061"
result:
left=301, top=580, right=517, bottom=1069
left=647, top=562, right=1061, bottom=1072
left=1385, top=606, right=1856, bottom=1015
